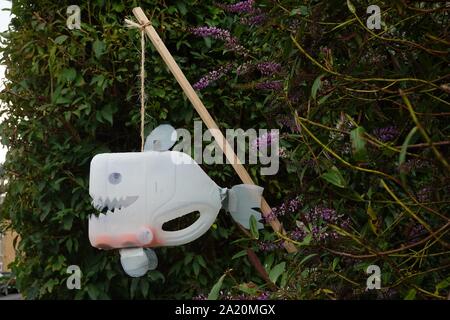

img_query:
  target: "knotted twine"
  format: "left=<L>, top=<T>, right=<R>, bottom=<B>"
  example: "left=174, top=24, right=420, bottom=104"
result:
left=125, top=19, right=152, bottom=151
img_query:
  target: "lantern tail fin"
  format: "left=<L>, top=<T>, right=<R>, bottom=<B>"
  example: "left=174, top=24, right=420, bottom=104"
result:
left=221, top=184, right=264, bottom=230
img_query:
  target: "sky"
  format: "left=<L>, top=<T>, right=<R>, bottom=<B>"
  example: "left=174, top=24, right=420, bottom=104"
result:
left=0, top=0, right=12, bottom=164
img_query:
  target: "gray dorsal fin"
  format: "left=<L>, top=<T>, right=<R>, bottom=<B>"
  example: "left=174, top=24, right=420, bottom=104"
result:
left=144, top=124, right=177, bottom=152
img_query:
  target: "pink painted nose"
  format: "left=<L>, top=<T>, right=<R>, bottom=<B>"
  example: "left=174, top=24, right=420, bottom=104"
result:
left=92, top=227, right=154, bottom=249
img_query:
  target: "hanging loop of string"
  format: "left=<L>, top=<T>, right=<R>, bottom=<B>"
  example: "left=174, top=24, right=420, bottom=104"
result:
left=125, top=19, right=152, bottom=151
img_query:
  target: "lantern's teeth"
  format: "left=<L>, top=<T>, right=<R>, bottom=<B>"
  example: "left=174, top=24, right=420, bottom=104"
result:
left=91, top=195, right=139, bottom=213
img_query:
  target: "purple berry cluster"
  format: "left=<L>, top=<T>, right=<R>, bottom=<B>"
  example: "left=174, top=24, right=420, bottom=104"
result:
left=236, top=61, right=254, bottom=75
left=236, top=61, right=282, bottom=77
left=259, top=204, right=350, bottom=251
left=258, top=240, right=285, bottom=252
left=216, top=0, right=255, bottom=14
left=288, top=91, right=301, bottom=104
left=216, top=1, right=267, bottom=26
left=190, top=26, right=248, bottom=56
left=372, top=126, right=399, bottom=142
left=255, top=80, right=283, bottom=91
left=277, top=115, right=300, bottom=133
left=264, top=196, right=302, bottom=223
left=399, top=158, right=432, bottom=173
left=251, top=130, right=279, bottom=151
left=193, top=290, right=270, bottom=300
left=408, top=223, right=426, bottom=243
left=193, top=64, right=233, bottom=90
left=416, top=186, right=433, bottom=203
left=240, top=13, right=267, bottom=26
left=293, top=206, right=351, bottom=243
left=256, top=62, right=282, bottom=76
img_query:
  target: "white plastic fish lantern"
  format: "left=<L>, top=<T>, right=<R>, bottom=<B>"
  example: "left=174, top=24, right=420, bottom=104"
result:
left=88, top=125, right=264, bottom=277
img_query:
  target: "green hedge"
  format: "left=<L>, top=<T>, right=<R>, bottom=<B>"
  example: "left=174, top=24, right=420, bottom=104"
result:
left=0, top=0, right=259, bottom=299
left=1, top=0, right=449, bottom=300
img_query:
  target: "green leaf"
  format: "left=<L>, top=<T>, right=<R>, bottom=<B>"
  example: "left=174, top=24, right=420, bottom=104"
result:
left=193, top=261, right=200, bottom=276
left=62, top=215, right=73, bottom=230
left=61, top=68, right=77, bottom=83
left=367, top=204, right=379, bottom=235
left=311, top=75, right=323, bottom=101
left=130, top=278, right=139, bottom=299
left=148, top=270, right=165, bottom=283
left=204, top=36, right=212, bottom=49
left=151, top=88, right=166, bottom=98
left=112, top=3, right=124, bottom=12
left=318, top=93, right=331, bottom=105
left=140, top=279, right=149, bottom=297
left=435, top=277, right=450, bottom=294
left=299, top=233, right=312, bottom=246
left=93, top=39, right=106, bottom=59
left=367, top=204, right=377, bottom=220
left=208, top=274, right=226, bottom=300
left=176, top=2, right=187, bottom=15
left=350, top=127, right=368, bottom=162
left=249, top=215, right=259, bottom=239
left=299, top=253, right=317, bottom=266
left=269, top=262, right=286, bottom=284
left=54, top=35, right=68, bottom=45
left=238, top=283, right=258, bottom=296
left=347, top=0, right=356, bottom=13
left=232, top=250, right=247, bottom=260
left=332, top=257, right=340, bottom=271
left=290, top=6, right=309, bottom=16
left=196, top=255, right=207, bottom=268
left=399, top=126, right=419, bottom=185
left=101, top=104, right=115, bottom=125
left=404, top=288, right=416, bottom=300
left=87, top=285, right=99, bottom=300
left=321, top=166, right=346, bottom=188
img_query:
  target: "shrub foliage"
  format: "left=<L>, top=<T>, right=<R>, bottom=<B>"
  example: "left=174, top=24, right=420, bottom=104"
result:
left=0, top=0, right=449, bottom=299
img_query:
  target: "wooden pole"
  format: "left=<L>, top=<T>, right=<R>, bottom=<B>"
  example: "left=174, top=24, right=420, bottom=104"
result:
left=132, top=7, right=297, bottom=253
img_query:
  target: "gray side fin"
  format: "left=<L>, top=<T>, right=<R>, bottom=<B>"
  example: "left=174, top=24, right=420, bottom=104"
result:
left=222, top=184, right=264, bottom=230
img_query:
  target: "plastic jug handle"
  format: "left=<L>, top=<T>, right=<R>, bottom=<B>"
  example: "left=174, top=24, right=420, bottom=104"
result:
left=159, top=202, right=219, bottom=246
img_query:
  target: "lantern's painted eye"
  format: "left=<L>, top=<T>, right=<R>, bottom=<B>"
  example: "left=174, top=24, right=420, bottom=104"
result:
left=108, top=172, right=122, bottom=185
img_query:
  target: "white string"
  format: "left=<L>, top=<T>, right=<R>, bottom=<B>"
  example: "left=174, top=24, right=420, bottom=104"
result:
left=125, top=19, right=151, bottom=151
